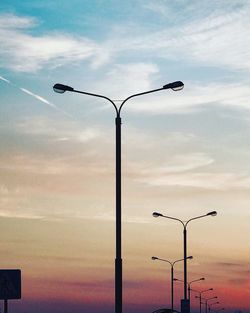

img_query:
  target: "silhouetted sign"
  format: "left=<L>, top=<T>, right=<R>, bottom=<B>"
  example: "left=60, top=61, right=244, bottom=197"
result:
left=0, top=270, right=21, bottom=299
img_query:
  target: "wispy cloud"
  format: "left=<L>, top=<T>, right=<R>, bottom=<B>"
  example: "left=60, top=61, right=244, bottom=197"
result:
left=138, top=171, right=250, bottom=190
left=126, top=82, right=250, bottom=114
left=2, top=3, right=250, bottom=74
left=0, top=14, right=109, bottom=72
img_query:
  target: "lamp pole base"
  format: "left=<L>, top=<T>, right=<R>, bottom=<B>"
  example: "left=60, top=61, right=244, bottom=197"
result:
left=181, top=299, right=190, bottom=313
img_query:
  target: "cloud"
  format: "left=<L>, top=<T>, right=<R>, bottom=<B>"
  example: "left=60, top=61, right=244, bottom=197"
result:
left=0, top=211, right=44, bottom=220
left=138, top=171, right=250, bottom=190
left=142, top=153, right=214, bottom=174
left=125, top=81, right=250, bottom=114
left=2, top=3, right=250, bottom=75
left=0, top=14, right=108, bottom=72
left=96, top=63, right=159, bottom=98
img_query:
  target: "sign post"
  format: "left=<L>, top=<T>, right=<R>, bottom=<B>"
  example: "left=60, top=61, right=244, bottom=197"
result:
left=0, top=269, right=21, bottom=313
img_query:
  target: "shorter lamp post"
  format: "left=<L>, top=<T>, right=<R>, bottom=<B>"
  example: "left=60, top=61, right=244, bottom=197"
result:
left=174, top=277, right=205, bottom=301
left=208, top=302, right=219, bottom=313
left=152, top=256, right=193, bottom=313
left=174, top=277, right=205, bottom=310
left=188, top=278, right=205, bottom=301
left=194, top=288, right=213, bottom=313
left=204, top=297, right=218, bottom=313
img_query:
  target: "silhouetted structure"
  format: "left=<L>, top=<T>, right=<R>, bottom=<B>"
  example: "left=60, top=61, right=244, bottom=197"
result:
left=53, top=81, right=184, bottom=313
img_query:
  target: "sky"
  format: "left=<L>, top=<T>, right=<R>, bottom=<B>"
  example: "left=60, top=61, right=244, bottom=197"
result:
left=0, top=0, right=250, bottom=312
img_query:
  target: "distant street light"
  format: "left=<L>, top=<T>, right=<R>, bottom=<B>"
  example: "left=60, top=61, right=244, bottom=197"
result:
left=194, top=288, right=213, bottom=313
left=53, top=80, right=184, bottom=313
left=152, top=256, right=193, bottom=313
left=174, top=277, right=205, bottom=309
left=208, top=301, right=220, bottom=313
left=152, top=211, right=217, bottom=313
left=204, top=297, right=218, bottom=313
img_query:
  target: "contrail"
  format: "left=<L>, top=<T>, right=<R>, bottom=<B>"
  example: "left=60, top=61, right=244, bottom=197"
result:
left=0, top=75, right=11, bottom=83
left=0, top=74, right=72, bottom=118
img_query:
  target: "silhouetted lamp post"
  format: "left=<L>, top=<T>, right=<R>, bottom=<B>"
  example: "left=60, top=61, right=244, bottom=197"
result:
left=174, top=277, right=205, bottom=310
left=208, top=301, right=220, bottom=313
left=195, top=288, right=213, bottom=313
left=152, top=211, right=217, bottom=313
left=205, top=297, right=218, bottom=313
left=152, top=256, right=193, bottom=313
left=53, top=80, right=184, bottom=313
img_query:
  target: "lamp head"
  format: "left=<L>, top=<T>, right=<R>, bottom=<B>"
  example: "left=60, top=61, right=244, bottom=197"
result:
left=152, top=212, right=163, bottom=218
left=187, top=256, right=193, bottom=260
left=151, top=256, right=158, bottom=260
left=163, top=81, right=184, bottom=91
left=53, top=83, right=74, bottom=93
left=200, top=277, right=205, bottom=281
left=209, top=288, right=213, bottom=291
left=207, top=211, right=217, bottom=216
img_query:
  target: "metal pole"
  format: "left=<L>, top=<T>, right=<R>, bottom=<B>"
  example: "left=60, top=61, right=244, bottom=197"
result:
left=183, top=227, right=187, bottom=300
left=199, top=294, right=202, bottom=313
left=206, top=301, right=208, bottom=313
left=115, top=116, right=122, bottom=313
left=188, top=283, right=191, bottom=312
left=171, top=266, right=174, bottom=313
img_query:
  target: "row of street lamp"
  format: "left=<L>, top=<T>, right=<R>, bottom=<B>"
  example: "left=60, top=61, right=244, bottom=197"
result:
left=151, top=212, right=226, bottom=313
left=152, top=210, right=217, bottom=312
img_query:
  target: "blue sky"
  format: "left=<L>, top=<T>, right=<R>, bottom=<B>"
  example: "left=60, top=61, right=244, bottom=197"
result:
left=0, top=1, right=250, bottom=313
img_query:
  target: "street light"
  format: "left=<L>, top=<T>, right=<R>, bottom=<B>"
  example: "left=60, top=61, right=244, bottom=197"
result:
left=152, top=211, right=217, bottom=313
left=174, top=277, right=205, bottom=308
left=194, top=289, right=213, bottom=313
left=208, top=302, right=220, bottom=313
left=204, top=297, right=218, bottom=313
left=152, top=256, right=193, bottom=313
left=53, top=80, right=184, bottom=313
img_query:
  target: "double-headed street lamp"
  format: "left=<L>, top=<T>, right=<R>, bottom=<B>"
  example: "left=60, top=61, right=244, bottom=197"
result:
left=208, top=301, right=220, bottom=313
left=152, top=256, right=193, bottom=313
left=152, top=211, right=217, bottom=313
left=174, top=277, right=205, bottom=301
left=53, top=80, right=184, bottom=313
left=194, top=288, right=213, bottom=313
left=204, top=297, right=218, bottom=313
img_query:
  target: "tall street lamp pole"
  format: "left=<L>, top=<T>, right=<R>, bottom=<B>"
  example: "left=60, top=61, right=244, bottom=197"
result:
left=152, top=256, right=193, bottom=313
left=53, top=81, right=184, bottom=313
left=152, top=211, right=217, bottom=313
